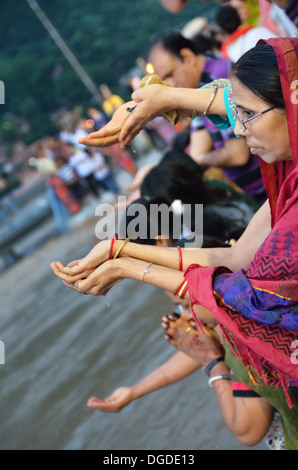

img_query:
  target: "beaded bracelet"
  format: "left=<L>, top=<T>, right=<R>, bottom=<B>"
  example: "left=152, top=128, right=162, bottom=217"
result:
left=208, top=375, right=231, bottom=388
left=113, top=237, right=130, bottom=259
left=109, top=233, right=118, bottom=259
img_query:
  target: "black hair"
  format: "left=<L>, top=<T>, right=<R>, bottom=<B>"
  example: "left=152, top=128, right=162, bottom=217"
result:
left=192, top=32, right=222, bottom=55
left=141, top=149, right=228, bottom=206
left=149, top=31, right=200, bottom=60
left=215, top=5, right=241, bottom=35
left=119, top=196, right=179, bottom=245
left=231, top=42, right=285, bottom=109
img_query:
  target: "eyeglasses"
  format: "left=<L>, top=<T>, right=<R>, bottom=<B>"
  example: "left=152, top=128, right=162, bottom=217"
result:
left=235, top=106, right=275, bottom=133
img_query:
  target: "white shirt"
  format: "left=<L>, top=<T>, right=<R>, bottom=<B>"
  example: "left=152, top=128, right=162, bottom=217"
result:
left=227, top=27, right=277, bottom=63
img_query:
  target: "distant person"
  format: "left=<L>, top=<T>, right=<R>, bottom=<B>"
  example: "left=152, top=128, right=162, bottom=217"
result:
left=89, top=150, right=119, bottom=195
left=216, top=5, right=276, bottom=62
left=159, top=0, right=297, bottom=31
left=66, top=143, right=101, bottom=197
left=99, top=84, right=125, bottom=118
left=87, top=107, right=108, bottom=130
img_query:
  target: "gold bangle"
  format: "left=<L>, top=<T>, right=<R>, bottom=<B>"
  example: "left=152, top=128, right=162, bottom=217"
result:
left=202, top=87, right=218, bottom=116
left=113, top=237, right=130, bottom=259
left=177, top=280, right=188, bottom=299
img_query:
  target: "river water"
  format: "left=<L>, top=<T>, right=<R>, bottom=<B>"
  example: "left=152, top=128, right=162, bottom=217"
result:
left=0, top=216, right=267, bottom=450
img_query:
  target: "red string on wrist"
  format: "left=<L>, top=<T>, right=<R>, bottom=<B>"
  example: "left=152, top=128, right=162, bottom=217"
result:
left=178, top=246, right=183, bottom=271
left=109, top=233, right=118, bottom=259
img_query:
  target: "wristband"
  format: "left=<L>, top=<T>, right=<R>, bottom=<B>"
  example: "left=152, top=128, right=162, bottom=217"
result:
left=204, top=356, right=225, bottom=377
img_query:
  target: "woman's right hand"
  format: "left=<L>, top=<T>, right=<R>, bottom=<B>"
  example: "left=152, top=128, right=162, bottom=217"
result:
left=119, top=84, right=179, bottom=147
left=87, top=387, right=134, bottom=413
left=78, top=101, right=136, bottom=148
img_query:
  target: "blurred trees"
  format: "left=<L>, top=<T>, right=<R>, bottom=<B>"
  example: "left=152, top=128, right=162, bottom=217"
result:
left=0, top=0, right=216, bottom=143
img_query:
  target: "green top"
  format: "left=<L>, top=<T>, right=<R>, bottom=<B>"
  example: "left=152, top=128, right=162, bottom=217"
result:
left=225, top=343, right=298, bottom=450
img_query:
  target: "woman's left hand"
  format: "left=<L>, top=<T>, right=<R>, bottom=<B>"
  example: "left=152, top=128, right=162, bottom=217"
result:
left=59, top=259, right=123, bottom=296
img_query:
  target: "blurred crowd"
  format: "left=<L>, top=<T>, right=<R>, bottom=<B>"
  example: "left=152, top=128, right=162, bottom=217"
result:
left=3, top=0, right=295, bottom=237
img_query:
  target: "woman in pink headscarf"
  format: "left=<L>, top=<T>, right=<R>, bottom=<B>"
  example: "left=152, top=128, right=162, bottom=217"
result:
left=51, top=38, right=298, bottom=448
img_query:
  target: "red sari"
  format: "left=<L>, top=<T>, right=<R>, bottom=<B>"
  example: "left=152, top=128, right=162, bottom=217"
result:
left=185, top=38, right=298, bottom=406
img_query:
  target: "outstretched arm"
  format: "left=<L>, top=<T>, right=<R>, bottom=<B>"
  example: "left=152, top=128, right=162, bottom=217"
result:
left=87, top=349, right=200, bottom=413
left=51, top=198, right=271, bottom=296
left=78, top=85, right=227, bottom=149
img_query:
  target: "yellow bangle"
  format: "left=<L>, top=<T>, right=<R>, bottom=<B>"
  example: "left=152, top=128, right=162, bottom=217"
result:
left=202, top=87, right=218, bottom=116
left=113, top=237, right=130, bottom=259
left=176, top=280, right=188, bottom=299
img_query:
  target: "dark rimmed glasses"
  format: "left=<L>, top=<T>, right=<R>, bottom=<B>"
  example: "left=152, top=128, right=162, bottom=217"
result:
left=235, top=106, right=276, bottom=133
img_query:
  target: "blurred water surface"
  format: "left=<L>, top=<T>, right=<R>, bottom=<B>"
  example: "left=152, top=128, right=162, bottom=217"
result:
left=0, top=220, right=266, bottom=450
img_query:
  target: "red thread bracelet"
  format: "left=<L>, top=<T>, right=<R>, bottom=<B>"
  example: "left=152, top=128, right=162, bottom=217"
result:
left=178, top=246, right=183, bottom=271
left=109, top=233, right=118, bottom=259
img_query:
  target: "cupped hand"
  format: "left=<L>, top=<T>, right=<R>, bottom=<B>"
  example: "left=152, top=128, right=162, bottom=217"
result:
left=78, top=100, right=136, bottom=148
left=87, top=387, right=134, bottom=413
left=50, top=239, right=110, bottom=284
left=54, top=258, right=123, bottom=296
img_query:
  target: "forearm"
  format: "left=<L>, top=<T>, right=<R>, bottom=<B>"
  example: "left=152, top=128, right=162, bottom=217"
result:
left=170, top=86, right=227, bottom=117
left=116, top=199, right=271, bottom=273
left=192, top=138, right=250, bottom=168
left=208, top=362, right=273, bottom=446
left=117, top=257, right=186, bottom=294
left=120, top=86, right=227, bottom=147
left=130, top=351, right=201, bottom=401
left=115, top=241, right=233, bottom=272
